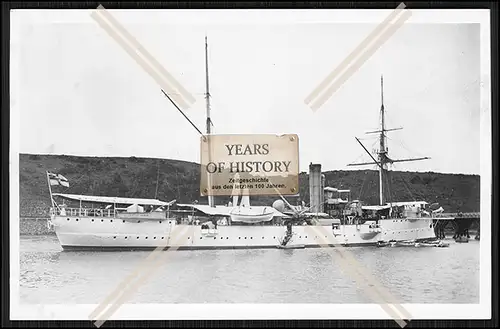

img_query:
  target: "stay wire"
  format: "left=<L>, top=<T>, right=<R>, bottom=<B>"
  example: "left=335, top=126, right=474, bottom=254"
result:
left=161, top=89, right=205, bottom=137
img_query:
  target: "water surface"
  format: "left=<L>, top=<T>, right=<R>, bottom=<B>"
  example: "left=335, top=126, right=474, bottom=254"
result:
left=19, top=235, right=480, bottom=304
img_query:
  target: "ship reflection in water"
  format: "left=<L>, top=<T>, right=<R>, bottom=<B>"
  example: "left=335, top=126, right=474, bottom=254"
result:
left=19, top=235, right=479, bottom=304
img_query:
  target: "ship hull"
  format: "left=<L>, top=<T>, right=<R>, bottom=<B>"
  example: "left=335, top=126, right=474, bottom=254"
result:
left=50, top=213, right=437, bottom=251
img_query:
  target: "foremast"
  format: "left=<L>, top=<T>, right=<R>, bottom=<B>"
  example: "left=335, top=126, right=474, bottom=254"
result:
left=205, top=35, right=215, bottom=208
left=161, top=35, right=216, bottom=207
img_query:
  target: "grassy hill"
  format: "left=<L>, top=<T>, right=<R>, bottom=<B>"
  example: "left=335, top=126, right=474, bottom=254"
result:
left=19, top=153, right=480, bottom=218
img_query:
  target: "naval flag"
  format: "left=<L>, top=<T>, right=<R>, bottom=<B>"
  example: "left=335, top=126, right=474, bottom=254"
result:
left=48, top=172, right=70, bottom=187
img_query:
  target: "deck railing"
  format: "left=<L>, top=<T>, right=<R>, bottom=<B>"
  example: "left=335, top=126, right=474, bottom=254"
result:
left=50, top=207, right=116, bottom=218
left=435, top=212, right=480, bottom=218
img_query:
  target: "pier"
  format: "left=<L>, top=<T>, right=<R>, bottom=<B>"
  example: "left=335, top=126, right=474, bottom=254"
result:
left=432, top=212, right=480, bottom=241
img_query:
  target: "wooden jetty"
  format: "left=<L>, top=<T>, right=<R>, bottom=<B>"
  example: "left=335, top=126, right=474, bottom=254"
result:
left=432, top=212, right=480, bottom=241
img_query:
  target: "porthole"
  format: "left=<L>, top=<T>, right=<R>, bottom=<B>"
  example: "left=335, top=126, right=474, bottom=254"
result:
left=137, top=220, right=141, bottom=223
left=113, top=236, right=116, bottom=239
left=67, top=218, right=70, bottom=221
left=262, top=237, right=264, bottom=239
left=162, top=237, right=165, bottom=239
left=200, top=237, right=202, bottom=239
left=110, top=220, right=113, bottom=223
left=250, top=237, right=253, bottom=239
left=76, top=219, right=79, bottom=222
left=159, top=221, right=162, bottom=224
left=214, top=237, right=216, bottom=240
left=244, top=237, right=247, bottom=239
left=226, top=237, right=229, bottom=239
left=101, top=219, right=104, bottom=222
left=137, top=237, right=139, bottom=239
left=168, top=221, right=171, bottom=224
left=122, top=220, right=125, bottom=223
left=187, top=237, right=190, bottom=239
left=153, top=237, right=156, bottom=239
left=125, top=237, right=128, bottom=239
left=91, top=219, right=94, bottom=222
left=221, top=237, right=223, bottom=239
left=305, top=236, right=308, bottom=239
left=145, top=237, right=148, bottom=239
left=239, top=237, right=241, bottom=239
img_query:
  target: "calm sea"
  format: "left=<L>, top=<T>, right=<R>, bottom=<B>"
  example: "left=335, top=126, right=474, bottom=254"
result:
left=19, top=235, right=480, bottom=304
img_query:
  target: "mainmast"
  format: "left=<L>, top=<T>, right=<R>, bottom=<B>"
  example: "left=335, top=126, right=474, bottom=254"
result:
left=347, top=75, right=431, bottom=206
left=379, top=75, right=386, bottom=205
left=205, top=35, right=215, bottom=208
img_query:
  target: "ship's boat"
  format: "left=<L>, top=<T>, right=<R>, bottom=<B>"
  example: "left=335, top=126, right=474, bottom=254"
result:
left=229, top=206, right=275, bottom=224
left=377, top=240, right=395, bottom=247
left=416, top=240, right=450, bottom=248
left=276, top=244, right=305, bottom=249
left=390, top=240, right=416, bottom=247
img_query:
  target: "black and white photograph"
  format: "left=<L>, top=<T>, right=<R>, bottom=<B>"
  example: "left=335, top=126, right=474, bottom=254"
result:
left=9, top=5, right=492, bottom=324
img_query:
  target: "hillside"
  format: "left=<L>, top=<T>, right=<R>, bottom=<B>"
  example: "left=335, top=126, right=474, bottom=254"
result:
left=19, top=153, right=480, bottom=218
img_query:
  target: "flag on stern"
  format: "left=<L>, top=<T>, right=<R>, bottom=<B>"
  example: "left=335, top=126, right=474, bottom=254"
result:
left=48, top=172, right=70, bottom=187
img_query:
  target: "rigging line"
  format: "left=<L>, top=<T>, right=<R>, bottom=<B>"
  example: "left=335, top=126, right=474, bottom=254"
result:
left=154, top=160, right=160, bottom=199
left=358, top=171, right=368, bottom=201
left=349, top=142, right=372, bottom=166
left=163, top=92, right=207, bottom=96
left=384, top=166, right=393, bottom=205
left=161, top=89, right=205, bottom=136
left=350, top=152, right=367, bottom=165
left=394, top=164, right=415, bottom=201
left=385, top=135, right=407, bottom=157
left=350, top=138, right=380, bottom=165
left=385, top=134, right=422, bottom=159
left=398, top=137, right=424, bottom=159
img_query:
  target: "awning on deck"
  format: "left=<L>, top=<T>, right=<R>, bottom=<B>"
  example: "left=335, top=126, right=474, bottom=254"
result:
left=52, top=193, right=175, bottom=206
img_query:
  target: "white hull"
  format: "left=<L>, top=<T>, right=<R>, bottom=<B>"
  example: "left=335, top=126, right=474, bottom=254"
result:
left=49, top=213, right=437, bottom=250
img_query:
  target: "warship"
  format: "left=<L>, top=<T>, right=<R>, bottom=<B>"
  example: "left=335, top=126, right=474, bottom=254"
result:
left=46, top=38, right=440, bottom=251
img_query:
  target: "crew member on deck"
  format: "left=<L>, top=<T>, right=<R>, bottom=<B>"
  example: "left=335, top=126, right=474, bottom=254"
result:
left=60, top=203, right=67, bottom=216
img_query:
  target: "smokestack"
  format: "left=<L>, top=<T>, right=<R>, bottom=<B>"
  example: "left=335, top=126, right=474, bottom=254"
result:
left=309, top=163, right=323, bottom=214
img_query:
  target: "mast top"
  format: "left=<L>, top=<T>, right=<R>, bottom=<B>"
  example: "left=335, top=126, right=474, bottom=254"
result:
left=381, top=75, right=384, bottom=111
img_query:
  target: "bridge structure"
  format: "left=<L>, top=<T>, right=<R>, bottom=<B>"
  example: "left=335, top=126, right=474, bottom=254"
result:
left=432, top=212, right=480, bottom=241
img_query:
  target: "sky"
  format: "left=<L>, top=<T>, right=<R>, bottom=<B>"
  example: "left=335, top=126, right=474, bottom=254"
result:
left=10, top=9, right=486, bottom=175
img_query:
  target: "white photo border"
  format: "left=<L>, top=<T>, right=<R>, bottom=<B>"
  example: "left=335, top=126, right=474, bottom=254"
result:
left=9, top=8, right=492, bottom=321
